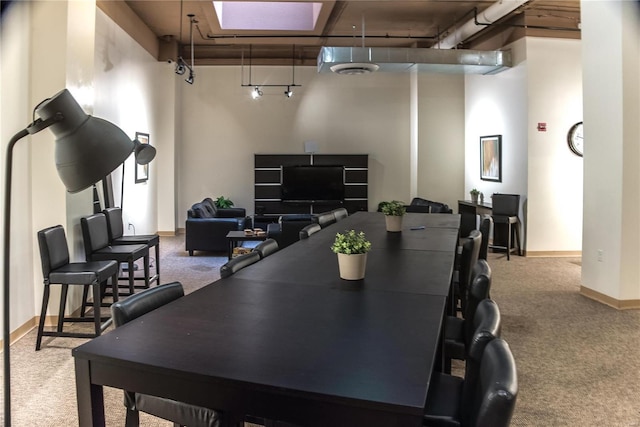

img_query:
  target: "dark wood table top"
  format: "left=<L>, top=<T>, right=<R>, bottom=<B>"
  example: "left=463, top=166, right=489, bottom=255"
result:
left=73, top=211, right=459, bottom=427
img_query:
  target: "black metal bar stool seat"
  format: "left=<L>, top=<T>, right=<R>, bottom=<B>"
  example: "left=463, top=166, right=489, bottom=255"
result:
left=81, top=213, right=151, bottom=296
left=104, top=207, right=160, bottom=286
left=36, top=225, right=119, bottom=351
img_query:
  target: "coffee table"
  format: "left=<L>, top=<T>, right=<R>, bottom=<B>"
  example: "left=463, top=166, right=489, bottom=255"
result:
left=226, top=230, right=267, bottom=259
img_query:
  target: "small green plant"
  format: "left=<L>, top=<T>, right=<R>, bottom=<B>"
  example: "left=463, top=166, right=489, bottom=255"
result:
left=331, top=230, right=372, bottom=255
left=380, top=200, right=406, bottom=216
left=470, top=188, right=480, bottom=196
left=214, top=196, right=234, bottom=208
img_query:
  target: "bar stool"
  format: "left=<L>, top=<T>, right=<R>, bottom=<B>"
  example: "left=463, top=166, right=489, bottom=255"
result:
left=103, top=207, right=160, bottom=286
left=36, top=225, right=119, bottom=350
left=81, top=213, right=150, bottom=296
left=490, top=193, right=522, bottom=260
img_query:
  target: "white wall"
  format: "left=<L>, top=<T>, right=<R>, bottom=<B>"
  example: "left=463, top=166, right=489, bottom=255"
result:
left=465, top=37, right=583, bottom=254
left=526, top=37, right=583, bottom=253
left=178, top=66, right=465, bottom=224
left=465, top=38, right=529, bottom=236
left=582, top=0, right=640, bottom=302
left=94, top=8, right=172, bottom=236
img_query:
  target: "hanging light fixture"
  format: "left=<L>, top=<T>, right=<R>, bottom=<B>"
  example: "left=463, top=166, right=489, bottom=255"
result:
left=241, top=44, right=301, bottom=98
left=251, top=86, right=263, bottom=99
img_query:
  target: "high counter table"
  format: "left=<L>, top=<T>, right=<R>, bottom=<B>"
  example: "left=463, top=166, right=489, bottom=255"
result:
left=73, top=211, right=460, bottom=427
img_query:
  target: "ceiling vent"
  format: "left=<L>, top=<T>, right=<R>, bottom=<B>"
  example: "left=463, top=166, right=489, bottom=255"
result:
left=318, top=47, right=511, bottom=75
left=329, top=63, right=380, bottom=75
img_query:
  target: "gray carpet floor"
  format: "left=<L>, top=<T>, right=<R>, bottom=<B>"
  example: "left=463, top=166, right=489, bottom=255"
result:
left=2, top=234, right=640, bottom=426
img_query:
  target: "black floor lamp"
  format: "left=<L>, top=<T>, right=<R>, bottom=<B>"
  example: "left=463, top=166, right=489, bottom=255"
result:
left=2, top=89, right=145, bottom=426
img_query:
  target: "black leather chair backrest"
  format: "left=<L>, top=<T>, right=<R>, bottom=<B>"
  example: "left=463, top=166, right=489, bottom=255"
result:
left=492, top=193, right=520, bottom=217
left=103, top=207, right=125, bottom=241
left=80, top=213, right=111, bottom=257
left=332, top=208, right=348, bottom=221
left=315, top=211, right=336, bottom=228
left=111, top=282, right=185, bottom=327
left=461, top=299, right=502, bottom=419
left=253, top=238, right=279, bottom=259
left=299, top=223, right=321, bottom=239
left=220, top=251, right=261, bottom=278
left=468, top=338, right=518, bottom=427
left=478, top=215, right=493, bottom=260
left=463, top=259, right=492, bottom=330
left=37, top=225, right=70, bottom=279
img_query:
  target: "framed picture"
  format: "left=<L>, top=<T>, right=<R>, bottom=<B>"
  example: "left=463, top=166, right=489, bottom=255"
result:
left=480, top=135, right=502, bottom=182
left=135, top=132, right=150, bottom=183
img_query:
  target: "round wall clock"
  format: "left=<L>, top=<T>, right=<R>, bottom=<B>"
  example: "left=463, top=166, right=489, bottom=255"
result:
left=567, top=121, right=583, bottom=157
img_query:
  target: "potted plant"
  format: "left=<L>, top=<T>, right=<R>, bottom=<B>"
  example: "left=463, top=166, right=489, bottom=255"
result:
left=380, top=200, right=406, bottom=232
left=470, top=189, right=480, bottom=204
left=331, top=230, right=372, bottom=280
left=215, top=196, right=234, bottom=208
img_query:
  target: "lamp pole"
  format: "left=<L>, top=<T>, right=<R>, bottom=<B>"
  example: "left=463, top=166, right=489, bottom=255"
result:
left=3, top=114, right=62, bottom=426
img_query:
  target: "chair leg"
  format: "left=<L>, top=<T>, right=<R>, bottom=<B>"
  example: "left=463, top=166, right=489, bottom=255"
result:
left=57, top=284, right=69, bottom=332
left=154, top=243, right=160, bottom=283
left=128, top=260, right=136, bottom=295
left=35, top=284, right=51, bottom=351
left=80, top=284, right=90, bottom=317
left=143, top=254, right=150, bottom=288
left=92, top=282, right=102, bottom=337
left=506, top=223, right=512, bottom=261
left=515, top=220, right=523, bottom=256
left=111, top=272, right=119, bottom=303
left=125, top=408, right=140, bottom=427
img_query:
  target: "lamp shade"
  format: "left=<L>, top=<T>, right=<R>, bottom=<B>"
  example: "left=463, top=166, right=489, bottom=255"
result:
left=34, top=89, right=135, bottom=193
left=134, top=139, right=156, bottom=165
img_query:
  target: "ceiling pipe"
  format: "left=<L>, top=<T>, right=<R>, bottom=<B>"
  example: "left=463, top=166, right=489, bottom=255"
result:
left=437, top=0, right=529, bottom=49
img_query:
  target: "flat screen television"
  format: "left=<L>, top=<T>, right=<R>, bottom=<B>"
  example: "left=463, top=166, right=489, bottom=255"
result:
left=281, top=165, right=345, bottom=202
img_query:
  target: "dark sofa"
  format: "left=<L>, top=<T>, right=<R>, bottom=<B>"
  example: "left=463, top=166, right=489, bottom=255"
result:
left=186, top=198, right=247, bottom=255
left=405, top=197, right=453, bottom=214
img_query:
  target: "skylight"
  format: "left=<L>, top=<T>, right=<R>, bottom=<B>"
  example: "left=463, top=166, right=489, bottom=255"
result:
left=213, top=1, right=322, bottom=31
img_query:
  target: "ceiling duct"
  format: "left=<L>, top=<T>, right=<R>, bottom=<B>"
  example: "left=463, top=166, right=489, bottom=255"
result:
left=318, top=47, right=512, bottom=75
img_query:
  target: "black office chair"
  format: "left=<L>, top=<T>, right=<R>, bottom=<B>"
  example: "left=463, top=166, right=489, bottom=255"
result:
left=491, top=193, right=522, bottom=260
left=314, top=211, right=336, bottom=228
left=478, top=215, right=493, bottom=261
left=35, top=225, right=119, bottom=350
left=81, top=213, right=150, bottom=296
left=453, top=230, right=481, bottom=314
left=253, top=238, right=279, bottom=259
left=423, top=338, right=517, bottom=427
left=103, top=207, right=160, bottom=285
left=444, top=263, right=494, bottom=370
left=332, top=208, right=349, bottom=221
left=110, top=282, right=222, bottom=427
left=219, top=251, right=261, bottom=278
left=299, top=223, right=321, bottom=239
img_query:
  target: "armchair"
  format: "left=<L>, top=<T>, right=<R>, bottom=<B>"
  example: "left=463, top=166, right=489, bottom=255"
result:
left=266, top=214, right=315, bottom=249
left=185, top=198, right=247, bottom=255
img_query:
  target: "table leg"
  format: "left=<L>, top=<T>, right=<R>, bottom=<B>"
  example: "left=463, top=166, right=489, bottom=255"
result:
left=75, top=358, right=106, bottom=427
left=228, top=239, right=235, bottom=260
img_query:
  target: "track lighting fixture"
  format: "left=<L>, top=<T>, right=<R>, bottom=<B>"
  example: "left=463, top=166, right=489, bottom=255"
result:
left=185, top=70, right=194, bottom=85
left=241, top=45, right=301, bottom=98
left=251, top=86, right=263, bottom=99
left=174, top=57, right=187, bottom=75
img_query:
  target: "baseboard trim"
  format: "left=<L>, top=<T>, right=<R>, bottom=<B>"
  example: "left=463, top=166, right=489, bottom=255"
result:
left=157, top=231, right=176, bottom=237
left=525, top=250, right=582, bottom=258
left=580, top=286, right=640, bottom=310
left=0, top=317, right=36, bottom=348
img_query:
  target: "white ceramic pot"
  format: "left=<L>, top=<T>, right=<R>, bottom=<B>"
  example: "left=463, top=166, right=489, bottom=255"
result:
left=337, top=253, right=367, bottom=280
left=385, top=215, right=403, bottom=232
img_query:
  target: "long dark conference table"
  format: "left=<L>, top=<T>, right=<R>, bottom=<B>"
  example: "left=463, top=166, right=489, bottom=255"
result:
left=73, top=212, right=460, bottom=427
